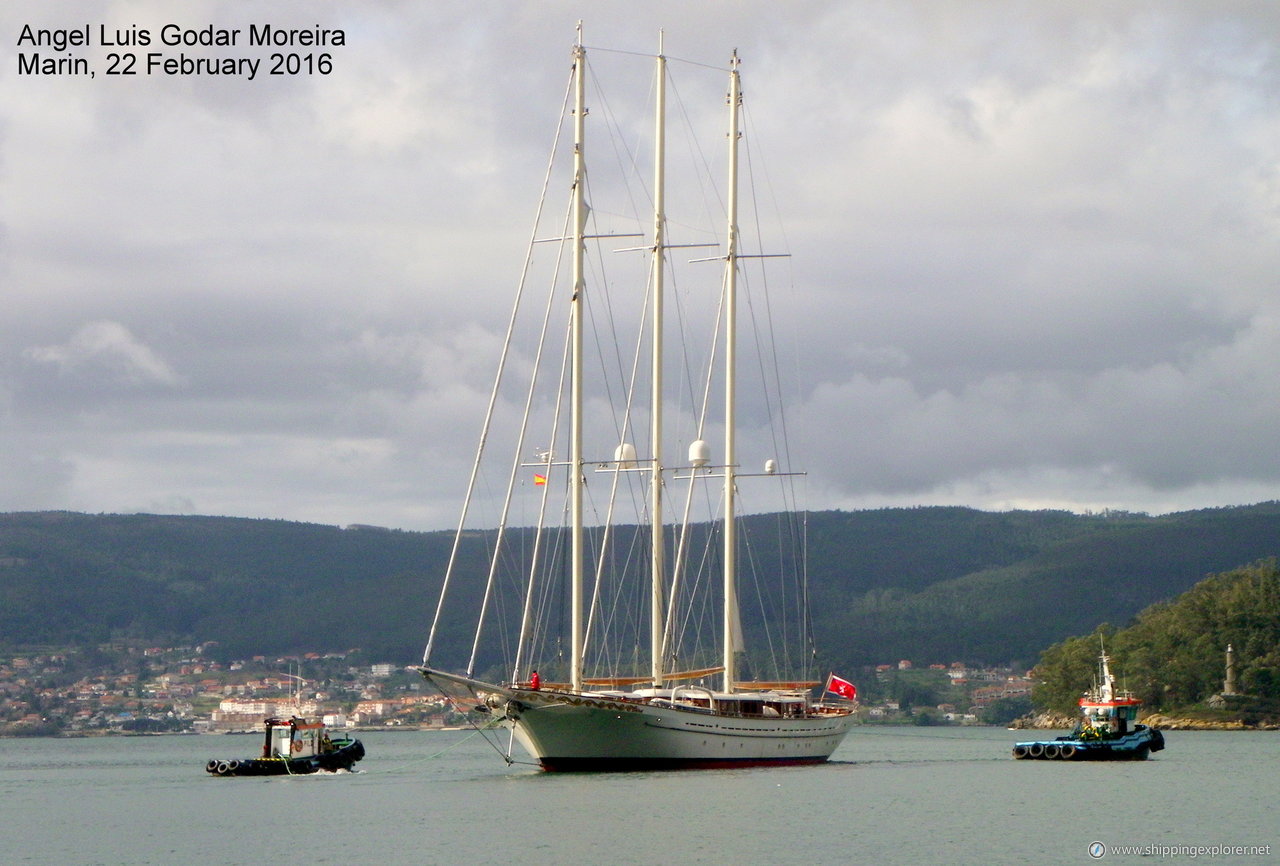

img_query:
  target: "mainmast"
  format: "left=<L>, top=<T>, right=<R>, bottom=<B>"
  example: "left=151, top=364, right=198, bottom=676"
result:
left=722, top=50, right=742, bottom=694
left=570, top=26, right=587, bottom=693
left=650, top=34, right=667, bottom=689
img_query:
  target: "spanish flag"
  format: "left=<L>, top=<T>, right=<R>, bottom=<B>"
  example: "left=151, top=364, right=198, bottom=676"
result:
left=533, top=474, right=547, bottom=485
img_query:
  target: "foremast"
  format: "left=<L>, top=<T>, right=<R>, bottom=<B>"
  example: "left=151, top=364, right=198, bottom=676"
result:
left=721, top=50, right=742, bottom=694
left=649, top=36, right=668, bottom=689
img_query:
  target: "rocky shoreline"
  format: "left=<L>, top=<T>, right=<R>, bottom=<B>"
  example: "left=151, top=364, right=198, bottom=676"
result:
left=1010, top=711, right=1280, bottom=731
left=1139, top=713, right=1279, bottom=731
left=1007, top=712, right=1075, bottom=730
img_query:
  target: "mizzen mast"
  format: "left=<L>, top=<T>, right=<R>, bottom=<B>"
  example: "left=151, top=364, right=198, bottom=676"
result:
left=650, top=33, right=668, bottom=689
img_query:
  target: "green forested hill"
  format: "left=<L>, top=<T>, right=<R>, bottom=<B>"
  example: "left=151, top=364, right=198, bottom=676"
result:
left=1032, top=559, right=1280, bottom=713
left=808, top=504, right=1280, bottom=670
left=3, top=504, right=1280, bottom=671
left=0, top=512, right=456, bottom=663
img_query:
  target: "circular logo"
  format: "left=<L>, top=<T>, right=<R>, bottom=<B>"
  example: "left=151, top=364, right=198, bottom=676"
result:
left=1088, top=841, right=1106, bottom=859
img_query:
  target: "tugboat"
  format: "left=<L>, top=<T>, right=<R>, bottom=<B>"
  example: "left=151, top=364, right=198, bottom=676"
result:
left=1013, top=649, right=1165, bottom=761
left=205, top=716, right=365, bottom=777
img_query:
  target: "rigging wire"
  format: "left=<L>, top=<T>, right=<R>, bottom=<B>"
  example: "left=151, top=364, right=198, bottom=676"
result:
left=737, top=100, right=821, bottom=680
left=510, top=209, right=576, bottom=684
left=427, top=38, right=822, bottom=699
left=423, top=63, right=576, bottom=669
left=582, top=42, right=730, bottom=74
left=418, top=678, right=540, bottom=768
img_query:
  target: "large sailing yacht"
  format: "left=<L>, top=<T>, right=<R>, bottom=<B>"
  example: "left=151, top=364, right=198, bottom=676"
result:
left=419, top=27, right=857, bottom=771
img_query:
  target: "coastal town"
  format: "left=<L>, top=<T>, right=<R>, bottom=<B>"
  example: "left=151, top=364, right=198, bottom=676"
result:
left=0, top=643, right=462, bottom=736
left=0, top=643, right=1036, bottom=736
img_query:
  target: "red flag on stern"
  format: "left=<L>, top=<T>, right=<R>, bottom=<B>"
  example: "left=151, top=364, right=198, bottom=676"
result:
left=533, top=474, right=547, bottom=485
left=825, top=673, right=857, bottom=701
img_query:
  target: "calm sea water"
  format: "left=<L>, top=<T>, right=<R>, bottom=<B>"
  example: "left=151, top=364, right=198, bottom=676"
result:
left=1, top=726, right=1275, bottom=865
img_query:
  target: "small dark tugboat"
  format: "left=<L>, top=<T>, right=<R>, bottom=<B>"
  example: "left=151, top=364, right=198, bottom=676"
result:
left=1013, top=649, right=1165, bottom=761
left=205, top=716, right=365, bottom=777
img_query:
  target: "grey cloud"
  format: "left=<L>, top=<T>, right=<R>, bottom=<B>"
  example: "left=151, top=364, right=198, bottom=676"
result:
left=3, top=1, right=1279, bottom=528
left=25, top=321, right=183, bottom=386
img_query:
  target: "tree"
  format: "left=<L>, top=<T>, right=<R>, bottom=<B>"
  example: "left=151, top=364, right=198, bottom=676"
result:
left=1032, top=560, right=1280, bottom=713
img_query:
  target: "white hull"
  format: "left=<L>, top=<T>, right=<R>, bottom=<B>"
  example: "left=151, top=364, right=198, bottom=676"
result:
left=510, top=693, right=854, bottom=771
left=426, top=670, right=854, bottom=771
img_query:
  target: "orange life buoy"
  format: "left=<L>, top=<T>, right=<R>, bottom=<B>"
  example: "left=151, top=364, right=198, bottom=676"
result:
left=290, top=739, right=303, bottom=753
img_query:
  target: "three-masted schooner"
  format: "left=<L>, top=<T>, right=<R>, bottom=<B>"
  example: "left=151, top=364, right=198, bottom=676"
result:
left=419, top=28, right=857, bottom=771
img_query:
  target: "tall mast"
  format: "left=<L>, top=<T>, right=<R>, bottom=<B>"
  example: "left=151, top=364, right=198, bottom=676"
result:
left=650, top=34, right=667, bottom=689
left=570, top=25, right=587, bottom=693
left=722, top=50, right=741, bottom=694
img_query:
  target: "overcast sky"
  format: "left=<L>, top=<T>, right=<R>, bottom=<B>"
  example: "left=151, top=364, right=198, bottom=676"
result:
left=3, top=1, right=1279, bottom=531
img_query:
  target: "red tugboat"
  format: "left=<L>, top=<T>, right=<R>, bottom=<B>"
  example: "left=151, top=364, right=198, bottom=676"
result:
left=1013, top=649, right=1165, bottom=761
left=205, top=716, right=365, bottom=777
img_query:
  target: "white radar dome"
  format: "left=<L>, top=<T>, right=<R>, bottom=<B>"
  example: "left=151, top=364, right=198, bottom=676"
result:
left=614, top=442, right=638, bottom=469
